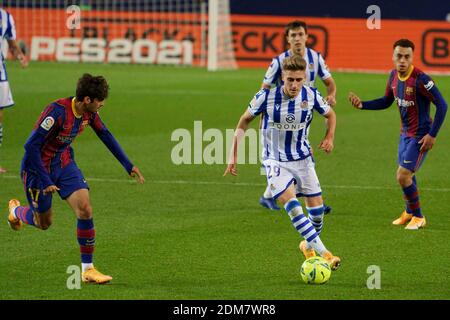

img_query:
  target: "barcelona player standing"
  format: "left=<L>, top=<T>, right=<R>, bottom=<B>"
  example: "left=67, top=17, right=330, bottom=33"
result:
left=7, top=74, right=145, bottom=283
left=349, top=39, right=447, bottom=230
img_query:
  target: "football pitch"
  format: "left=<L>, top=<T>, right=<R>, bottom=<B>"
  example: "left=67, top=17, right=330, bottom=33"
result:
left=0, top=61, right=449, bottom=300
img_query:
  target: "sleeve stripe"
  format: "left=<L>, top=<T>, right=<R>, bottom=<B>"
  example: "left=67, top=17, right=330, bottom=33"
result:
left=317, top=54, right=325, bottom=78
left=272, top=57, right=282, bottom=84
left=307, top=49, right=315, bottom=83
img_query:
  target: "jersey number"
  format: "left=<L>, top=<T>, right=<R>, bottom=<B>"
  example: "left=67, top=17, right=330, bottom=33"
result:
left=266, top=165, right=281, bottom=179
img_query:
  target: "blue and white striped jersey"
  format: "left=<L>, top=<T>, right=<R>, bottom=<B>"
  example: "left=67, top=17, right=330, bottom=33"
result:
left=0, top=8, right=16, bottom=81
left=263, top=48, right=331, bottom=88
left=248, top=85, right=330, bottom=162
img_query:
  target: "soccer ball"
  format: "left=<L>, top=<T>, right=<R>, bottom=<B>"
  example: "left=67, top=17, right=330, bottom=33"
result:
left=300, top=257, right=331, bottom=284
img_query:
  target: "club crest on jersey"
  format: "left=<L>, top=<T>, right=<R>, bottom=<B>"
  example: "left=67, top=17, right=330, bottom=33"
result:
left=301, top=100, right=308, bottom=109
left=309, top=63, right=314, bottom=70
left=406, top=86, right=414, bottom=96
left=286, top=113, right=296, bottom=123
left=82, top=120, right=89, bottom=127
left=40, top=116, right=55, bottom=131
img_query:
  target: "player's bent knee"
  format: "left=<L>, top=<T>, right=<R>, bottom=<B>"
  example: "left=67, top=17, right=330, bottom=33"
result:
left=396, top=171, right=412, bottom=186
left=78, top=203, right=93, bottom=219
left=39, top=222, right=52, bottom=231
left=34, top=210, right=53, bottom=230
left=36, top=219, right=52, bottom=230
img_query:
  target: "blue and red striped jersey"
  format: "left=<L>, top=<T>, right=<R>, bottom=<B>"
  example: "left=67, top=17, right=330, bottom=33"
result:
left=388, top=67, right=437, bottom=137
left=362, top=66, right=447, bottom=138
left=22, top=97, right=134, bottom=188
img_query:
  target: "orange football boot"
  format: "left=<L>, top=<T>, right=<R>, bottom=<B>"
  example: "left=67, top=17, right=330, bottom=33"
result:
left=82, top=267, right=113, bottom=284
left=7, top=199, right=22, bottom=231
left=299, top=240, right=316, bottom=259
left=405, top=216, right=426, bottom=230
left=392, top=211, right=413, bottom=225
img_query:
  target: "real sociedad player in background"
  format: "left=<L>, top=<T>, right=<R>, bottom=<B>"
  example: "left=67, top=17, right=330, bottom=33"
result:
left=224, top=55, right=340, bottom=269
left=0, top=7, right=28, bottom=173
left=7, top=74, right=145, bottom=284
left=349, top=39, right=447, bottom=230
left=259, top=20, right=336, bottom=213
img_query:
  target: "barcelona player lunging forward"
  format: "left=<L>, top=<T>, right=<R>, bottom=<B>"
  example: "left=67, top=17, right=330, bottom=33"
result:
left=7, top=74, right=145, bottom=283
left=349, top=39, right=447, bottom=230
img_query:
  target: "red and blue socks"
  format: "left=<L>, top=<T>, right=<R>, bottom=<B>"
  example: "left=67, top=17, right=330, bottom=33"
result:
left=14, top=206, right=36, bottom=226
left=77, top=218, right=96, bottom=272
left=402, top=176, right=422, bottom=218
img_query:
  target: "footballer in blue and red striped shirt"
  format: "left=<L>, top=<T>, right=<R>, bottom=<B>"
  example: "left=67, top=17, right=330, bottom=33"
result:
left=349, top=39, right=447, bottom=230
left=7, top=74, right=145, bottom=284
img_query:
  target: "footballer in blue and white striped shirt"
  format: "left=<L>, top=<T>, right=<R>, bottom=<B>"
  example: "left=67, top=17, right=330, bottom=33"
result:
left=260, top=21, right=336, bottom=212
left=262, top=21, right=336, bottom=105
left=0, top=7, right=28, bottom=173
left=224, top=55, right=340, bottom=270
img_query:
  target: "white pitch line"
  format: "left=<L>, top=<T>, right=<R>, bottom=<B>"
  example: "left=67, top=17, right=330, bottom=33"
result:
left=1, top=174, right=450, bottom=192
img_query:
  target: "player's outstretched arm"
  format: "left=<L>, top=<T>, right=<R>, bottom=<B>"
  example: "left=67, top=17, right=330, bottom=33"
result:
left=349, top=91, right=393, bottom=110
left=223, top=110, right=255, bottom=177
left=348, top=92, right=362, bottom=109
left=130, top=166, right=145, bottom=184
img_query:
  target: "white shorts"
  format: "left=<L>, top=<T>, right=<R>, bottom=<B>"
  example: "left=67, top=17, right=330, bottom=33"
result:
left=263, top=157, right=322, bottom=199
left=0, top=81, right=14, bottom=108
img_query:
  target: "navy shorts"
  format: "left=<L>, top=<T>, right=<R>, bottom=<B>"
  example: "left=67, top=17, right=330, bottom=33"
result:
left=398, top=135, right=428, bottom=172
left=21, top=162, right=89, bottom=213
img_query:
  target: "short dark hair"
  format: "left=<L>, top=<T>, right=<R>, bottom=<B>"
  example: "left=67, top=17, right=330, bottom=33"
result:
left=282, top=55, right=307, bottom=72
left=393, top=39, right=415, bottom=51
left=285, top=20, right=308, bottom=37
left=76, top=73, right=109, bottom=101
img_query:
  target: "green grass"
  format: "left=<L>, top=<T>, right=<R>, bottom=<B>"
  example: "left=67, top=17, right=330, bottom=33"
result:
left=0, top=61, right=449, bottom=300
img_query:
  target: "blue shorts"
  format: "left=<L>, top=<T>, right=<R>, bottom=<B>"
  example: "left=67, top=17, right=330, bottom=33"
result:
left=398, top=135, right=428, bottom=172
left=21, top=162, right=89, bottom=213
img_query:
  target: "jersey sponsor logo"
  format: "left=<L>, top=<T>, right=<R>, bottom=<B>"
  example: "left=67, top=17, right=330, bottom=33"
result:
left=396, top=97, right=415, bottom=108
left=56, top=135, right=74, bottom=143
left=275, top=104, right=281, bottom=111
left=285, top=113, right=296, bottom=123
left=424, top=80, right=434, bottom=91
left=269, top=121, right=306, bottom=131
left=40, top=116, right=55, bottom=131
